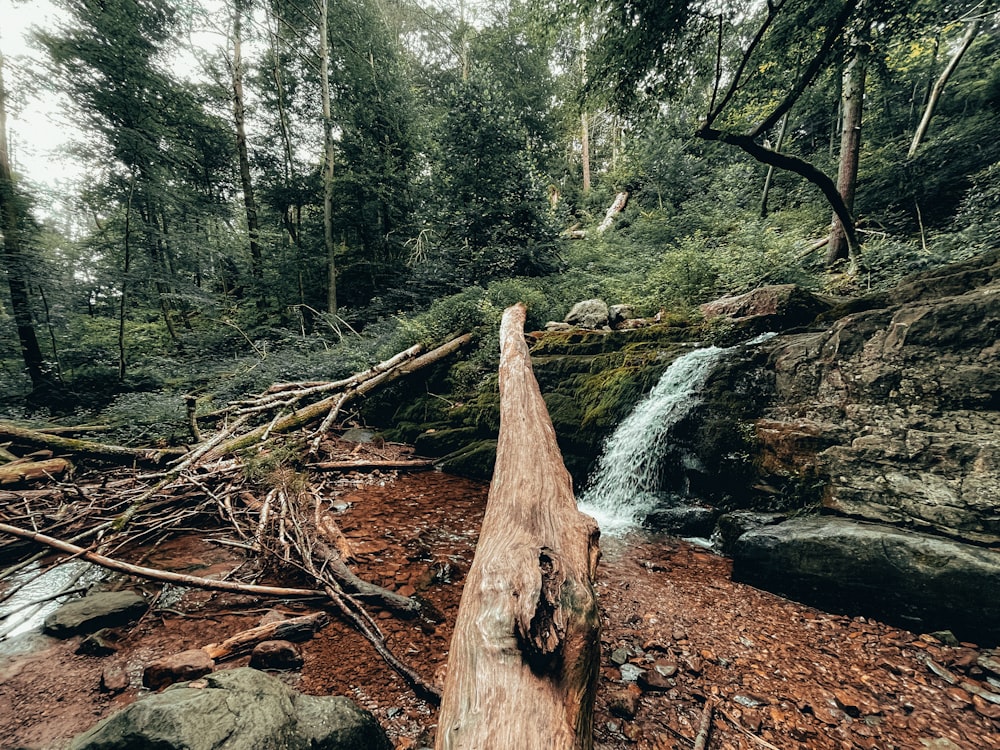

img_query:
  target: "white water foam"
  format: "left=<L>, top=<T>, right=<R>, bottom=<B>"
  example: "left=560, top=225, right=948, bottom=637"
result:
left=578, top=334, right=775, bottom=535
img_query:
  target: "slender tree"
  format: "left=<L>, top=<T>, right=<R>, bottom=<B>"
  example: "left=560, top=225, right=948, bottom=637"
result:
left=0, top=52, right=48, bottom=389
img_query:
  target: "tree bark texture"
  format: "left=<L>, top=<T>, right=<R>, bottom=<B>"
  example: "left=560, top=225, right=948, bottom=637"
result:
left=827, top=35, right=868, bottom=267
left=435, top=304, right=601, bottom=750
left=319, top=0, right=337, bottom=315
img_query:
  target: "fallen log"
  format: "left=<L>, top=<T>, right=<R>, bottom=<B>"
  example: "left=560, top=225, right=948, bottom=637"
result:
left=0, top=422, right=183, bottom=466
left=435, top=304, right=601, bottom=750
left=0, top=458, right=71, bottom=485
left=203, top=333, right=472, bottom=461
left=0, top=522, right=324, bottom=598
left=202, top=611, right=328, bottom=660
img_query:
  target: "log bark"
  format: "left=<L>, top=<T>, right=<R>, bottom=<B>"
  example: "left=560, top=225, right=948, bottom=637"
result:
left=202, top=611, right=327, bottom=660
left=0, top=458, right=70, bottom=485
left=0, top=422, right=183, bottom=466
left=435, top=304, right=601, bottom=750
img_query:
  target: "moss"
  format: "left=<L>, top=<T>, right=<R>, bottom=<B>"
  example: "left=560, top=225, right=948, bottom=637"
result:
left=413, top=426, right=482, bottom=458
left=438, top=440, right=497, bottom=481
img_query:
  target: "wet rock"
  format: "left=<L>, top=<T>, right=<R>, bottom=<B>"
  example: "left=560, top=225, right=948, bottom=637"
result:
left=143, top=649, right=215, bottom=690
left=645, top=504, right=719, bottom=537
left=437, top=440, right=496, bottom=481
left=733, top=517, right=1000, bottom=644
left=715, top=511, right=788, bottom=554
left=43, top=590, right=147, bottom=638
left=564, top=299, right=610, bottom=329
left=637, top=668, right=672, bottom=692
left=70, top=667, right=392, bottom=750
left=250, top=640, right=304, bottom=671
left=413, top=427, right=479, bottom=458
left=619, top=663, right=645, bottom=682
left=610, top=648, right=630, bottom=666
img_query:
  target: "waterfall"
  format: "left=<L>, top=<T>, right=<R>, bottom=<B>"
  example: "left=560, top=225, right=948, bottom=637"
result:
left=578, top=334, right=773, bottom=535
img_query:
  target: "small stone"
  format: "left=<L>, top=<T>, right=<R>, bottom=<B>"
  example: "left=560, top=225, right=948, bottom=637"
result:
left=143, top=649, right=215, bottom=690
left=43, top=590, right=147, bottom=638
left=637, top=669, right=672, bottom=692
left=249, top=640, right=304, bottom=671
left=653, top=661, right=678, bottom=678
left=258, top=610, right=286, bottom=626
left=928, top=630, right=960, bottom=647
left=672, top=626, right=687, bottom=642
left=100, top=664, right=129, bottom=694
left=618, top=663, right=645, bottom=682
left=397, top=585, right=417, bottom=598
left=607, top=687, right=641, bottom=720
left=610, top=648, right=630, bottom=666
left=77, top=629, right=118, bottom=656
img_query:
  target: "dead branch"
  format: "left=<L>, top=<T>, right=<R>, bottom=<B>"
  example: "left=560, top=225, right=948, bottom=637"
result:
left=0, top=422, right=184, bottom=466
left=693, top=698, right=715, bottom=750
left=0, top=522, right=324, bottom=599
left=201, top=611, right=328, bottom=660
left=0, top=458, right=71, bottom=485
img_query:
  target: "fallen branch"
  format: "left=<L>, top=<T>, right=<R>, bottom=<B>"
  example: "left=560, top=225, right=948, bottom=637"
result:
left=693, top=698, right=715, bottom=750
left=718, top=707, right=782, bottom=750
left=202, top=611, right=328, bottom=660
left=0, top=522, right=324, bottom=599
left=0, top=458, right=71, bottom=485
left=0, top=422, right=183, bottom=466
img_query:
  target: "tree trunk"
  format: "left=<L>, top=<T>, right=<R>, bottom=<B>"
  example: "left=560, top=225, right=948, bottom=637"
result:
left=435, top=304, right=601, bottom=750
left=908, top=20, right=980, bottom=159
left=827, top=35, right=868, bottom=269
left=0, top=54, right=48, bottom=390
left=230, top=0, right=263, bottom=281
left=759, top=112, right=790, bottom=218
left=319, top=0, right=337, bottom=315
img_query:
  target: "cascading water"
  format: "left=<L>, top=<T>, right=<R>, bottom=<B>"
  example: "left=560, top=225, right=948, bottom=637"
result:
left=578, top=334, right=774, bottom=535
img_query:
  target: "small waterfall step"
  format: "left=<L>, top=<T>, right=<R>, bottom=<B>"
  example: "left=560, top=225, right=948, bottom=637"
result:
left=578, top=334, right=773, bottom=535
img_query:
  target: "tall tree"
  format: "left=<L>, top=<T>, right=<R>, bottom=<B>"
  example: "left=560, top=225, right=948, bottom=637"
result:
left=0, top=52, right=48, bottom=389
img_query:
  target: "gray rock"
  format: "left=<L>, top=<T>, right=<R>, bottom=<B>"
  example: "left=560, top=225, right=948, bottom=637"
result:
left=732, top=517, right=1000, bottom=644
left=715, top=511, right=787, bottom=554
left=608, top=304, right=634, bottom=327
left=564, top=299, right=610, bottom=329
left=70, top=667, right=392, bottom=750
left=43, top=590, right=147, bottom=638
left=340, top=428, right=376, bottom=443
left=544, top=321, right=573, bottom=331
left=645, top=505, right=719, bottom=537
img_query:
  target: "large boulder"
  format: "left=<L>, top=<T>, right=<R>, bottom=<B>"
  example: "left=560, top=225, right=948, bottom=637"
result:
left=69, top=667, right=392, bottom=750
left=732, top=517, right=1000, bottom=644
left=699, top=284, right=835, bottom=333
left=564, top=298, right=610, bottom=329
left=44, top=590, right=147, bottom=638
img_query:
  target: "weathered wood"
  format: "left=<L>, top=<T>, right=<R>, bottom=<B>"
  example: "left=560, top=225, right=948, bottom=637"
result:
left=202, top=611, right=327, bottom=660
left=435, top=304, right=601, bottom=750
left=0, top=458, right=71, bottom=485
left=0, top=522, right=324, bottom=598
left=0, top=422, right=183, bottom=465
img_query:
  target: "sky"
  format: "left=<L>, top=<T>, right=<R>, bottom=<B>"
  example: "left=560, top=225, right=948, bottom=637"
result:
left=0, top=0, right=84, bottom=199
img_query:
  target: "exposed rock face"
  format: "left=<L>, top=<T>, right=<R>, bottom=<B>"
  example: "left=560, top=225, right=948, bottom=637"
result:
left=732, top=517, right=1000, bottom=644
left=564, top=298, right=610, bottom=329
left=70, top=667, right=392, bottom=750
left=43, top=590, right=147, bottom=638
left=705, top=251, right=1000, bottom=641
left=700, top=284, right=835, bottom=334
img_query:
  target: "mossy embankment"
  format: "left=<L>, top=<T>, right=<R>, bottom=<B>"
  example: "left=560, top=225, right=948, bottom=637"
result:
left=363, top=317, right=706, bottom=485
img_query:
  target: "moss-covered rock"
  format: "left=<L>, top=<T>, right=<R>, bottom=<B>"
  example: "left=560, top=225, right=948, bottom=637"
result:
left=437, top=440, right=498, bottom=481
left=413, top=427, right=482, bottom=458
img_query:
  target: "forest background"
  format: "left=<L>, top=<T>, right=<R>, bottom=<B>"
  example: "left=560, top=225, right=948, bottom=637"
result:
left=1, top=0, right=998, bottom=443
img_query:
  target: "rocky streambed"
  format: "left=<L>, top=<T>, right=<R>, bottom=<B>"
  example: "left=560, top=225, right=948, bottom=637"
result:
left=2, top=470, right=999, bottom=750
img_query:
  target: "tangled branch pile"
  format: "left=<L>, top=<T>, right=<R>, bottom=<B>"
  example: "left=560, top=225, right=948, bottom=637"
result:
left=0, top=333, right=472, bottom=703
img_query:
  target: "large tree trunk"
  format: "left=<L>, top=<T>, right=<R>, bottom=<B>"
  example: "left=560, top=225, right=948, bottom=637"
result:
left=435, top=304, right=601, bottom=750
left=0, top=54, right=48, bottom=390
left=230, top=0, right=263, bottom=282
left=827, top=35, right=868, bottom=269
left=908, top=19, right=980, bottom=159
left=319, top=0, right=337, bottom=315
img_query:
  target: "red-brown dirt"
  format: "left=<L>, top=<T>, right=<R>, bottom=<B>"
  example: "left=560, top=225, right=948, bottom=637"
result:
left=1, top=470, right=997, bottom=750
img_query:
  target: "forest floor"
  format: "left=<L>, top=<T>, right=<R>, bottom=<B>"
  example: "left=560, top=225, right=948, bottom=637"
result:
left=1, top=467, right=998, bottom=750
